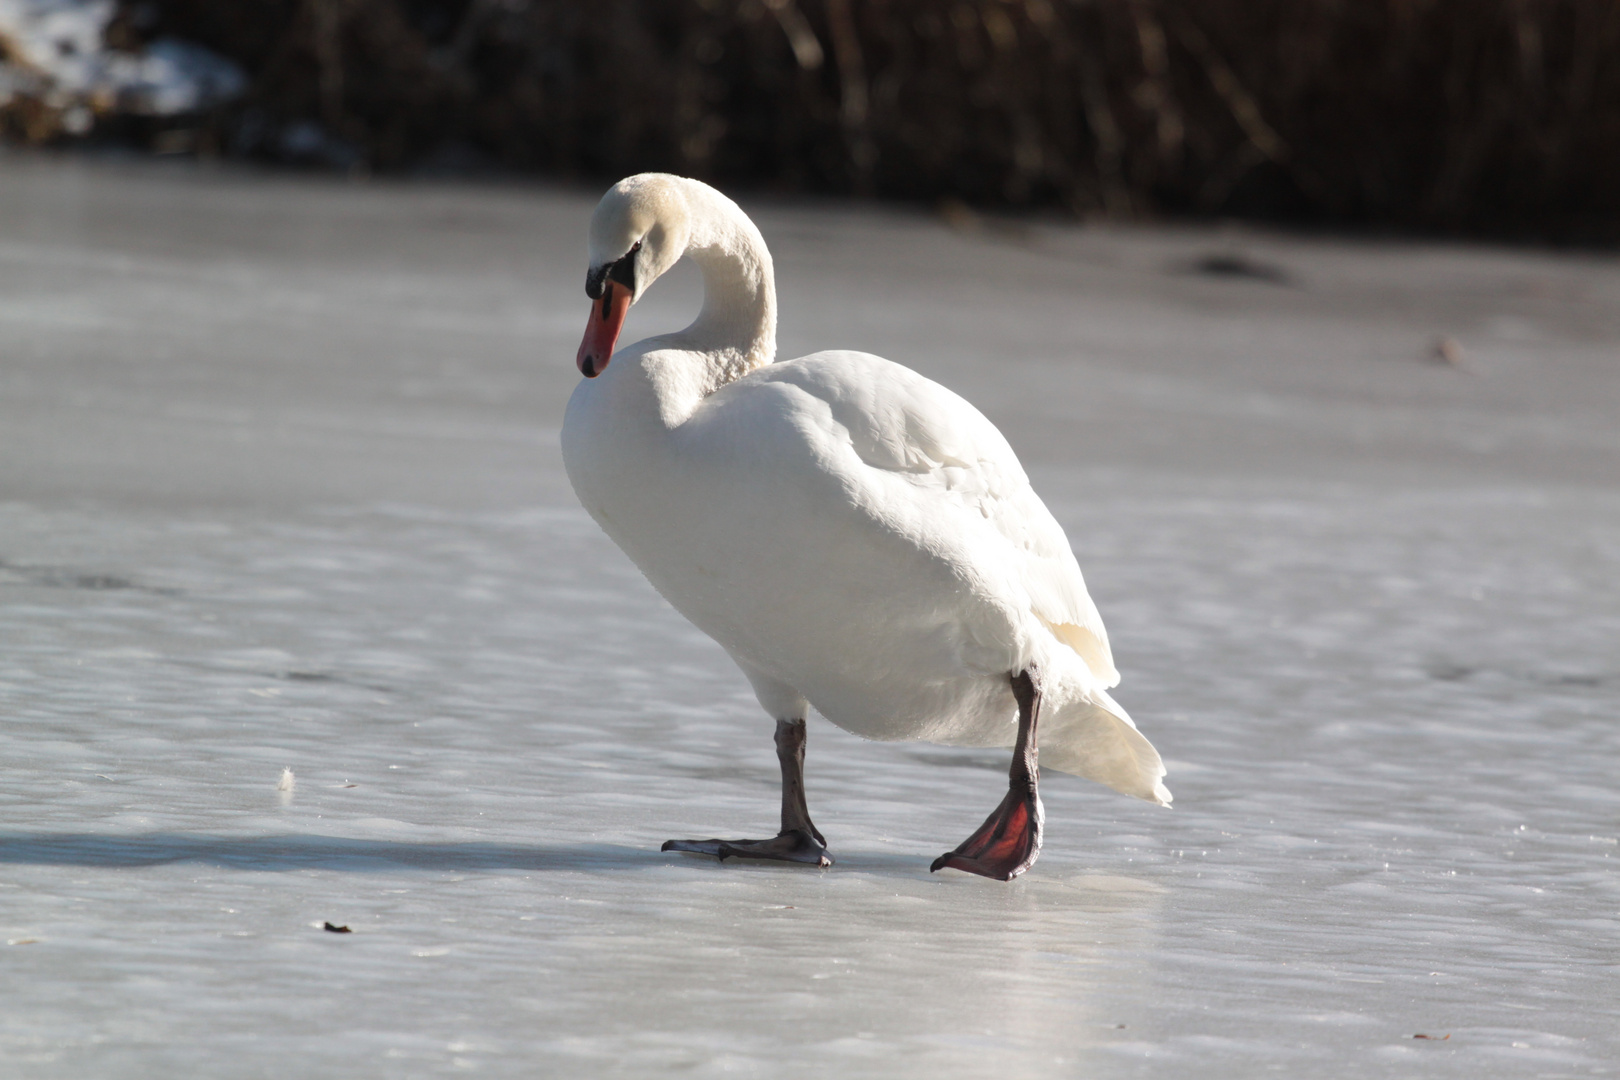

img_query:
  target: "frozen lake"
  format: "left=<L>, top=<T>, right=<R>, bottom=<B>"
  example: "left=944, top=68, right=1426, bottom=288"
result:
left=1, top=154, right=1617, bottom=1077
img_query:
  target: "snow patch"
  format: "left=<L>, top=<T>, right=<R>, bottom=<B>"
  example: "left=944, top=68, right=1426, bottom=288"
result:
left=0, top=0, right=243, bottom=136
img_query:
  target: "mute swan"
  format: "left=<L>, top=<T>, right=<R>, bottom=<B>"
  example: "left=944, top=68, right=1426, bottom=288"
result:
left=562, top=174, right=1170, bottom=880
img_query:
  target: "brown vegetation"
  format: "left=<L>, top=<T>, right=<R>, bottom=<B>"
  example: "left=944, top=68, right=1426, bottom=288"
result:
left=94, top=1, right=1620, bottom=236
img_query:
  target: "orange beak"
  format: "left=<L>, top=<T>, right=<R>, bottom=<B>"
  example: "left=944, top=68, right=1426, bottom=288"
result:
left=576, top=280, right=632, bottom=378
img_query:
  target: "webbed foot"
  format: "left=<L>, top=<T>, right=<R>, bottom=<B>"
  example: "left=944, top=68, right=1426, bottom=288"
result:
left=662, top=829, right=832, bottom=867
left=930, top=668, right=1045, bottom=881
left=929, top=786, right=1042, bottom=880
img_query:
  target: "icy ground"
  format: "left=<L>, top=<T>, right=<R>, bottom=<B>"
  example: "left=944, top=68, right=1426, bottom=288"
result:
left=1, top=155, right=1617, bottom=1078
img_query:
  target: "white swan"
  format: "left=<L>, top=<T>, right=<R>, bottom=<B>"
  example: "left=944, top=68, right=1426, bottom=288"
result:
left=562, top=174, right=1169, bottom=880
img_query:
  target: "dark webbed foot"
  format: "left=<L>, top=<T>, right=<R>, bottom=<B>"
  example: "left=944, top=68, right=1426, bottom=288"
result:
left=929, top=786, right=1041, bottom=880
left=932, top=669, right=1046, bottom=882
left=661, top=718, right=832, bottom=868
left=662, top=829, right=832, bottom=867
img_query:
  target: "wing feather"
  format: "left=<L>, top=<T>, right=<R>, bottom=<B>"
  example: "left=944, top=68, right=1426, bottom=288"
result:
left=758, top=351, right=1119, bottom=687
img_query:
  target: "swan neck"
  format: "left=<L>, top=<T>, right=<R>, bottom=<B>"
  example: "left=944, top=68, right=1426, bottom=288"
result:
left=680, top=190, right=776, bottom=387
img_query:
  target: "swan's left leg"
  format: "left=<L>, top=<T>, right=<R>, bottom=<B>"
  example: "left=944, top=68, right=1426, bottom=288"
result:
left=661, top=718, right=833, bottom=867
left=930, top=669, right=1044, bottom=881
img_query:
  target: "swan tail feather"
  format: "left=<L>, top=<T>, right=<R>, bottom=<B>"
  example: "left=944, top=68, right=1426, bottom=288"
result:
left=1038, top=688, right=1172, bottom=806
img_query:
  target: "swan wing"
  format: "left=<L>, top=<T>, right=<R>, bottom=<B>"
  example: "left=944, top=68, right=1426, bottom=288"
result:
left=751, top=351, right=1119, bottom=687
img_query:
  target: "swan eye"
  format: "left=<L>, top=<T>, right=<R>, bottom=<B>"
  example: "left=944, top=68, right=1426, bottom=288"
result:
left=589, top=239, right=644, bottom=297
left=586, top=240, right=642, bottom=299
left=607, top=241, right=642, bottom=290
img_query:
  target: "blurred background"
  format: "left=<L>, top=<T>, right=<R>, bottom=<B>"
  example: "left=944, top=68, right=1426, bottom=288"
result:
left=4, top=0, right=1619, bottom=240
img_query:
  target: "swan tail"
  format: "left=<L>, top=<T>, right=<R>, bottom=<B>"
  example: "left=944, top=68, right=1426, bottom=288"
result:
left=1038, top=688, right=1172, bottom=806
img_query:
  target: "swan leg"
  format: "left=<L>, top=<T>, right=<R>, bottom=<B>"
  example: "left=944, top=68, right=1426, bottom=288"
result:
left=931, top=670, right=1044, bottom=881
left=662, top=718, right=833, bottom=867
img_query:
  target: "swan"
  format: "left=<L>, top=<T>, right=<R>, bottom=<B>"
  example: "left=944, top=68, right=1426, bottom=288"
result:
left=561, top=174, right=1170, bottom=880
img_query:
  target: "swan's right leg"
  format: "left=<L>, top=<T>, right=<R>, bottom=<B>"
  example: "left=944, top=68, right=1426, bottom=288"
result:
left=929, top=669, right=1045, bottom=881
left=662, top=718, right=833, bottom=867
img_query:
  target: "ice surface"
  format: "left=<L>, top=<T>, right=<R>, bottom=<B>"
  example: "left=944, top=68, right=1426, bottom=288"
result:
left=1, top=155, right=1617, bottom=1077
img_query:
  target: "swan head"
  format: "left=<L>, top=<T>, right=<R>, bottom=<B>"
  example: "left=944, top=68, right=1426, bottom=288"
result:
left=576, top=174, right=692, bottom=378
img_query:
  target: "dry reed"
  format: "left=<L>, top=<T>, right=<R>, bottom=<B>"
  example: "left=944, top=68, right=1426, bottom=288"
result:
left=57, top=1, right=1620, bottom=236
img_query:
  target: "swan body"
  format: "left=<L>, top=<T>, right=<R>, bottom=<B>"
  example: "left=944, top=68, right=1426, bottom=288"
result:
left=561, top=175, right=1168, bottom=877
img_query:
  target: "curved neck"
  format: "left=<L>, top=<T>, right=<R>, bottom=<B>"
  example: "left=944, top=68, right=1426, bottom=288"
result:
left=675, top=183, right=777, bottom=388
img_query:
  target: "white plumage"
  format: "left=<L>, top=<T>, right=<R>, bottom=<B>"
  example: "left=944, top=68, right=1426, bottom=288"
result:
left=562, top=174, right=1168, bottom=877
